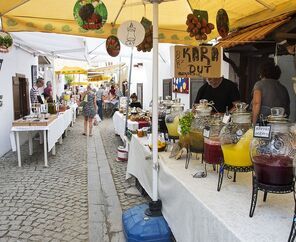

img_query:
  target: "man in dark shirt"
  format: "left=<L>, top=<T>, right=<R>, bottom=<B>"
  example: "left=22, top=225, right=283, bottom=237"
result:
left=194, top=77, right=240, bottom=113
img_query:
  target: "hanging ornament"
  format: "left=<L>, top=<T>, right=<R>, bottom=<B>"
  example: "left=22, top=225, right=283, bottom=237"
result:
left=117, top=20, right=145, bottom=48
left=0, top=31, right=13, bottom=53
left=137, top=17, right=153, bottom=52
left=73, top=0, right=108, bottom=30
left=106, top=35, right=121, bottom=57
left=186, top=10, right=215, bottom=41
left=216, top=9, right=229, bottom=38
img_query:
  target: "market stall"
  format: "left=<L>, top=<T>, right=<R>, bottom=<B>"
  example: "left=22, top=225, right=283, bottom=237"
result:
left=126, top=133, right=295, bottom=242
left=10, top=108, right=73, bottom=167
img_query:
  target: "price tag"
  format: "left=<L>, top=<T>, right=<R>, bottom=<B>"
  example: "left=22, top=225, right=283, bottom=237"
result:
left=203, top=126, right=210, bottom=138
left=222, top=114, right=231, bottom=124
left=253, top=125, right=271, bottom=139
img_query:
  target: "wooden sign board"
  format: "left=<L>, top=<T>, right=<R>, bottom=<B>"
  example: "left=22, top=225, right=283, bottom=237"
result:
left=173, top=45, right=222, bottom=78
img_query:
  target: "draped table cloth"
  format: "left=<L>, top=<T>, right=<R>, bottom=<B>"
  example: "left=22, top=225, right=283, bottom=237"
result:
left=126, top=134, right=294, bottom=242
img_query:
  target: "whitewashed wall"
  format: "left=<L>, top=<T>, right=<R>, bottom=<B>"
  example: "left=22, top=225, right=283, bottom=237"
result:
left=0, top=47, right=38, bottom=157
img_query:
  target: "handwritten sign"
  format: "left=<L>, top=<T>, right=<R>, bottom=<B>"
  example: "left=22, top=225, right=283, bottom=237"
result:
left=174, top=45, right=222, bottom=78
left=253, top=125, right=271, bottom=139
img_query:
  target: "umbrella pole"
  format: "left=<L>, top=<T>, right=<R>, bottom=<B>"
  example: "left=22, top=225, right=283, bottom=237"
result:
left=124, top=47, right=133, bottom=142
left=145, top=0, right=162, bottom=217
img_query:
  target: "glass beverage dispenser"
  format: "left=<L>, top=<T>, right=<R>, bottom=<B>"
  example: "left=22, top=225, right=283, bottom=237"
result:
left=218, top=103, right=253, bottom=191
left=249, top=107, right=296, bottom=217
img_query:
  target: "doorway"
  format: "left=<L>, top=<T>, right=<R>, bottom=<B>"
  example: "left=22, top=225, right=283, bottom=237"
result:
left=12, top=74, right=30, bottom=120
left=137, top=83, right=143, bottom=106
left=163, top=78, right=172, bottom=99
left=190, top=79, right=204, bottom=107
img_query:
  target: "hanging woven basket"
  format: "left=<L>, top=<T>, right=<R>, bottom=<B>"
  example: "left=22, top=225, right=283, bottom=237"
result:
left=73, top=0, right=108, bottom=30
left=0, top=31, right=13, bottom=53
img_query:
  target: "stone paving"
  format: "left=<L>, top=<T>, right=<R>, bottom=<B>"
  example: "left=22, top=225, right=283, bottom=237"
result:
left=0, top=118, right=89, bottom=241
left=98, top=118, right=149, bottom=211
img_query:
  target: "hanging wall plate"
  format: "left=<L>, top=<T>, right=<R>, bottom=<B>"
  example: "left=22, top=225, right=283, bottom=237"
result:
left=0, top=31, right=13, bottom=53
left=73, top=0, right=108, bottom=30
left=106, top=35, right=121, bottom=57
left=117, top=20, right=145, bottom=48
left=137, top=17, right=153, bottom=52
left=216, top=9, right=229, bottom=38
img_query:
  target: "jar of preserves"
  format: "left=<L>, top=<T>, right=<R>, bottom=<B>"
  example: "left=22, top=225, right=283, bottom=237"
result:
left=165, top=99, right=184, bottom=139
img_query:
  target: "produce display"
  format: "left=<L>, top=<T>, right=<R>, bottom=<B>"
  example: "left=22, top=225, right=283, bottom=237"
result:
left=149, top=140, right=166, bottom=152
left=137, top=17, right=153, bottom=52
left=186, top=10, right=215, bottom=41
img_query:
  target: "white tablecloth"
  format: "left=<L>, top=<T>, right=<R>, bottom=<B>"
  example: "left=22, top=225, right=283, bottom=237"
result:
left=126, top=134, right=295, bottom=242
left=113, top=111, right=139, bottom=141
left=10, top=109, right=73, bottom=151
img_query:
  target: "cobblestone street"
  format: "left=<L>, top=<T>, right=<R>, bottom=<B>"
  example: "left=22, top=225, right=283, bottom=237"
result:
left=0, top=118, right=88, bottom=241
left=98, top=119, right=149, bottom=211
left=0, top=116, right=149, bottom=242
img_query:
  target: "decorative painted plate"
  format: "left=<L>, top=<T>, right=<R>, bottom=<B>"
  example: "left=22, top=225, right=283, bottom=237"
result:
left=216, top=8, right=229, bottom=38
left=106, top=35, right=121, bottom=57
left=73, top=0, right=108, bottom=30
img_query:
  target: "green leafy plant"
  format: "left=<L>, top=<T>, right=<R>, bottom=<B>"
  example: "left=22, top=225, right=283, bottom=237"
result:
left=179, top=112, right=194, bottom=135
left=0, top=32, right=13, bottom=49
left=64, top=74, right=74, bottom=86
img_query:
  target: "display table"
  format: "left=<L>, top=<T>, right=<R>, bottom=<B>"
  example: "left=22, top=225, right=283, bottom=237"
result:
left=113, top=111, right=139, bottom=141
left=126, top=134, right=294, bottom=242
left=10, top=109, right=73, bottom=167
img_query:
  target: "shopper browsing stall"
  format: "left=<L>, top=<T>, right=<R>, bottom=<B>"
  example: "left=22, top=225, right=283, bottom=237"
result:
left=194, top=76, right=240, bottom=113
left=129, top=93, right=142, bottom=109
left=251, top=58, right=290, bottom=124
left=30, top=77, right=45, bottom=105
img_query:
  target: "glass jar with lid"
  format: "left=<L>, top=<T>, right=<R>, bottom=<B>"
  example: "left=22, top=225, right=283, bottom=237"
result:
left=217, top=102, right=253, bottom=191
left=204, top=114, right=224, bottom=165
left=250, top=107, right=295, bottom=186
left=219, top=103, right=253, bottom=167
left=249, top=107, right=296, bottom=217
left=189, top=100, right=212, bottom=153
left=165, top=99, right=184, bottom=139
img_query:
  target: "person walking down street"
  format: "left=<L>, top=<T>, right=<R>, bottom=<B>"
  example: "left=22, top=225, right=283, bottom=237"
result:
left=81, top=84, right=97, bottom=136
left=96, top=84, right=105, bottom=120
left=251, top=58, right=290, bottom=125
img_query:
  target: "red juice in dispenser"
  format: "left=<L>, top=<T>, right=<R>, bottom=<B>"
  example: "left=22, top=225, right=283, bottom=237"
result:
left=204, top=138, right=223, bottom=164
left=253, top=154, right=293, bottom=186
